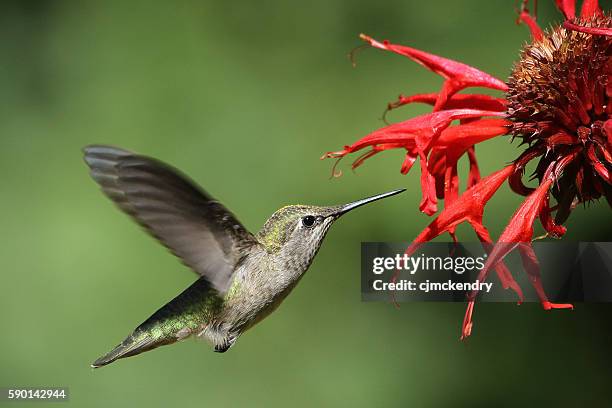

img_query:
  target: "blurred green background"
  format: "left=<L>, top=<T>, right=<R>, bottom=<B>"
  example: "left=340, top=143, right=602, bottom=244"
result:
left=1, top=0, right=611, bottom=407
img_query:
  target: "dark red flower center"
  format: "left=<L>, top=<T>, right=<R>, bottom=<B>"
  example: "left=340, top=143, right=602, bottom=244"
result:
left=507, top=14, right=612, bottom=223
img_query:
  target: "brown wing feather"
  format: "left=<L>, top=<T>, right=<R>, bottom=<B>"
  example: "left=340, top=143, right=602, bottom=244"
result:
left=83, top=145, right=255, bottom=293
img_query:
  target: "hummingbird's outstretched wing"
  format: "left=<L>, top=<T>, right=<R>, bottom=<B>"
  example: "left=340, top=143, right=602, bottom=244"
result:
left=83, top=145, right=256, bottom=293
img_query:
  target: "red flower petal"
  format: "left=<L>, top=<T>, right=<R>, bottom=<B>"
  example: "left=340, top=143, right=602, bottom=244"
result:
left=429, top=119, right=510, bottom=209
left=428, top=120, right=509, bottom=187
left=545, top=131, right=577, bottom=149
left=466, top=146, right=481, bottom=189
left=539, top=191, right=567, bottom=238
left=508, top=145, right=546, bottom=196
left=563, top=20, right=612, bottom=36
left=460, top=177, right=552, bottom=334
left=387, top=93, right=507, bottom=115
left=407, top=164, right=513, bottom=247
left=587, top=144, right=612, bottom=183
left=405, top=165, right=524, bottom=303
left=436, top=118, right=510, bottom=149
left=323, top=109, right=503, bottom=159
left=462, top=240, right=574, bottom=339
left=419, top=156, right=438, bottom=215
left=517, top=243, right=574, bottom=311
left=359, top=34, right=508, bottom=110
left=459, top=147, right=584, bottom=339
left=519, top=12, right=544, bottom=41
left=400, top=147, right=419, bottom=174
left=555, top=0, right=576, bottom=20
left=580, top=0, right=601, bottom=18
left=349, top=143, right=404, bottom=171
left=517, top=2, right=544, bottom=41
left=561, top=0, right=608, bottom=35
left=322, top=110, right=505, bottom=215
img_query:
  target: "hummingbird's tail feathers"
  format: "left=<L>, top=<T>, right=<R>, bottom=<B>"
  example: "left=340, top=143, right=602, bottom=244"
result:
left=91, top=332, right=162, bottom=368
left=91, top=278, right=223, bottom=368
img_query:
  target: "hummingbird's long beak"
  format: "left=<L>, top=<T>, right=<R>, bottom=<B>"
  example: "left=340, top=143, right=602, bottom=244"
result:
left=332, top=188, right=405, bottom=217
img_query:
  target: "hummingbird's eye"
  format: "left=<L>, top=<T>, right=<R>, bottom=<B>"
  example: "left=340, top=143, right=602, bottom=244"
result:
left=301, top=215, right=316, bottom=228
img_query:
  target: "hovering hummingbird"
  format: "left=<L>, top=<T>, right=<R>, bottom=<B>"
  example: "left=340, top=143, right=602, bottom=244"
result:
left=84, top=145, right=404, bottom=368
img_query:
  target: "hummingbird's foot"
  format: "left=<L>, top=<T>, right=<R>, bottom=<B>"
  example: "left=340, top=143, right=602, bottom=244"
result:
left=214, top=343, right=230, bottom=353
left=214, top=336, right=237, bottom=353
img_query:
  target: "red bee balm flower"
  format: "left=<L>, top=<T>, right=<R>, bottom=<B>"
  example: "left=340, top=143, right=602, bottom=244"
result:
left=322, top=0, right=612, bottom=338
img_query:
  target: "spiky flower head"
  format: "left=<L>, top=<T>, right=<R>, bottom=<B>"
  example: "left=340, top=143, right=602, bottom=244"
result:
left=508, top=15, right=612, bottom=222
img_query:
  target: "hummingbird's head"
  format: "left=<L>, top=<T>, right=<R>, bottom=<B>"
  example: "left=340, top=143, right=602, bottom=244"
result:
left=257, top=189, right=405, bottom=270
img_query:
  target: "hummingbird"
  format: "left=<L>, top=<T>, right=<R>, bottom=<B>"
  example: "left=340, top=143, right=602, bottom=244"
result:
left=84, top=145, right=404, bottom=368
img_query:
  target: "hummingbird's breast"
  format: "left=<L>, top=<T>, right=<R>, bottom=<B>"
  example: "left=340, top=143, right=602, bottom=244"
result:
left=219, top=246, right=309, bottom=335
